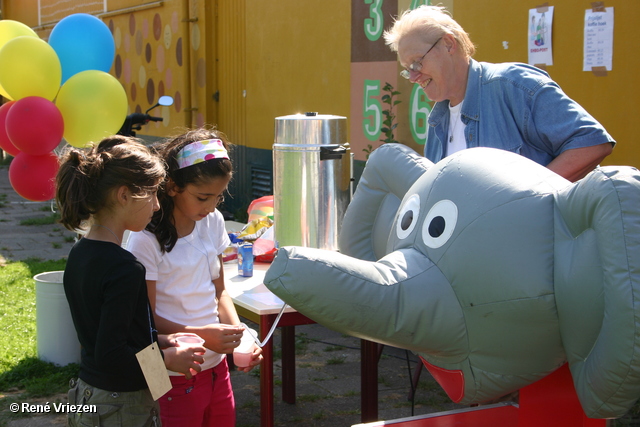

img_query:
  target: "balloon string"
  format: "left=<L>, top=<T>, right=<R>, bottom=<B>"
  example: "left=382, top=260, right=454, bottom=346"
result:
left=241, top=302, right=288, bottom=348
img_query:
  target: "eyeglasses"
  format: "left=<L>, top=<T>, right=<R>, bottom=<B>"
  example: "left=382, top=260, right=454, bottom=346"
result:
left=400, top=37, right=442, bottom=80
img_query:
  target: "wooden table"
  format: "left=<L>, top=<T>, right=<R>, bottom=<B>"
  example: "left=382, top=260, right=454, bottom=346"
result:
left=225, top=261, right=380, bottom=427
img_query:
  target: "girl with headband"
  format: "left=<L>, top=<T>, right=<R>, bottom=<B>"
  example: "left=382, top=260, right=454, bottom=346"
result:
left=128, top=128, right=263, bottom=427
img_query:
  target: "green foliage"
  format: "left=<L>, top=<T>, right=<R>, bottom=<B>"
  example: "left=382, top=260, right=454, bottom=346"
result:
left=0, top=358, right=79, bottom=397
left=19, top=212, right=60, bottom=226
left=380, top=82, right=402, bottom=145
left=326, top=355, right=347, bottom=365
left=363, top=82, right=402, bottom=160
left=0, top=258, right=74, bottom=397
left=363, top=144, right=374, bottom=159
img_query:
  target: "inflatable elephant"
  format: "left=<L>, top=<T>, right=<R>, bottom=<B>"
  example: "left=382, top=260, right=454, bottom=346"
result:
left=264, top=143, right=640, bottom=418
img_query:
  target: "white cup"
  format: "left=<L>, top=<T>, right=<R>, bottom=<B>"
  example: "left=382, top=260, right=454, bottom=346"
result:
left=233, top=329, right=256, bottom=368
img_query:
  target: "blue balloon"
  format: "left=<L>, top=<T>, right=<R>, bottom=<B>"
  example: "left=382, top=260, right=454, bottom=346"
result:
left=48, top=13, right=115, bottom=84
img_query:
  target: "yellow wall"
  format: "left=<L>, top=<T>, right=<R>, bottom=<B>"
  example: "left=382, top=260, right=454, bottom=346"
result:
left=105, top=0, right=193, bottom=135
left=454, top=0, right=638, bottom=168
left=2, top=0, right=633, bottom=167
left=244, top=0, right=352, bottom=150
left=0, top=0, right=38, bottom=26
left=1, top=0, right=352, bottom=151
left=216, top=1, right=246, bottom=148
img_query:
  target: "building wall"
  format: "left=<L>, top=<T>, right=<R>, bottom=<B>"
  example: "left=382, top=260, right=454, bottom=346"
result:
left=450, top=0, right=637, bottom=168
left=244, top=0, right=351, bottom=151
left=2, top=0, right=637, bottom=215
left=224, top=1, right=352, bottom=215
left=106, top=0, right=194, bottom=134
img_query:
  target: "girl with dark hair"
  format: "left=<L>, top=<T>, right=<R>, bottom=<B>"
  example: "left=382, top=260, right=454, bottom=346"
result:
left=56, top=135, right=206, bottom=427
left=128, top=128, right=262, bottom=427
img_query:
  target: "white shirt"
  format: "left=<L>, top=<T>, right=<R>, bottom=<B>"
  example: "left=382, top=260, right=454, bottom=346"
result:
left=447, top=101, right=467, bottom=156
left=128, top=210, right=231, bottom=373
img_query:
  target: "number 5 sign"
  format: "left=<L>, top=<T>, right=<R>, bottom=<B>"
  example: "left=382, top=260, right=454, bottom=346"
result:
left=351, top=0, right=398, bottom=161
left=362, top=80, right=382, bottom=141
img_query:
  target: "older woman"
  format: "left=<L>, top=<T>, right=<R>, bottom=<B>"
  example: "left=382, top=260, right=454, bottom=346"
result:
left=383, top=5, right=614, bottom=182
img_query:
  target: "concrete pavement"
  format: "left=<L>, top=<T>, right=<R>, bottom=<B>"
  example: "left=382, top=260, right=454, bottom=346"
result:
left=0, top=165, right=77, bottom=263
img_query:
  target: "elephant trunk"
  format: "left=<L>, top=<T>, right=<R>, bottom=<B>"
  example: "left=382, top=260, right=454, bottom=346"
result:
left=264, top=246, right=467, bottom=358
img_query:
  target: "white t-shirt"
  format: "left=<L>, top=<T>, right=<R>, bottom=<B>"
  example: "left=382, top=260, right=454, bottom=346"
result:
left=128, top=210, right=231, bottom=373
left=447, top=101, right=467, bottom=156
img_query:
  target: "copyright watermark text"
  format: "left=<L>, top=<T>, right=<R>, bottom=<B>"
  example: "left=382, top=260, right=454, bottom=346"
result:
left=9, top=402, right=96, bottom=414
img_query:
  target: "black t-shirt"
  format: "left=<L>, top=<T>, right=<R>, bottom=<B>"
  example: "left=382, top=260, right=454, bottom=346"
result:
left=64, top=238, right=157, bottom=392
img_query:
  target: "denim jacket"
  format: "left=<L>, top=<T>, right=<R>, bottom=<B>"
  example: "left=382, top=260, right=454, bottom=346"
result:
left=424, top=59, right=615, bottom=166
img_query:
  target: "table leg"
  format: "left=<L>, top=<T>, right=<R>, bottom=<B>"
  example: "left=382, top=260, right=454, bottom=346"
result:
left=260, top=318, right=274, bottom=427
left=361, top=339, right=379, bottom=422
left=282, top=325, right=296, bottom=404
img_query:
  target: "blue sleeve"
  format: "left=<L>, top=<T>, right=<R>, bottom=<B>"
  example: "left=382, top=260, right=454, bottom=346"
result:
left=525, top=82, right=615, bottom=157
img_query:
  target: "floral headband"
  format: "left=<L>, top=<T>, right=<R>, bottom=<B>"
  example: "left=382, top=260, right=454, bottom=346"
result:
left=176, top=139, right=229, bottom=169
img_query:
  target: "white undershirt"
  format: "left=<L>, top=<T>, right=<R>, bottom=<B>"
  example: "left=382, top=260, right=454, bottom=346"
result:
left=447, top=101, right=466, bottom=156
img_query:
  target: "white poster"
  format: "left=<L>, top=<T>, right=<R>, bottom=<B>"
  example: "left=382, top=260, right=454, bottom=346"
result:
left=583, top=7, right=614, bottom=72
left=528, top=6, right=554, bottom=66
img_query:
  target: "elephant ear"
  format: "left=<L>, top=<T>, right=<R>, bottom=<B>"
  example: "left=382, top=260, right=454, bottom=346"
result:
left=555, top=166, right=640, bottom=418
left=338, top=144, right=432, bottom=261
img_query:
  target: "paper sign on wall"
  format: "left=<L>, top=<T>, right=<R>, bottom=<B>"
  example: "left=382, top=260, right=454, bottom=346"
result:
left=528, top=6, right=554, bottom=66
left=583, top=7, right=614, bottom=72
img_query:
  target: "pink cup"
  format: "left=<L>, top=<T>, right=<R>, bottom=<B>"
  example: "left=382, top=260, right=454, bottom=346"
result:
left=175, top=335, right=205, bottom=376
left=176, top=336, right=205, bottom=348
left=233, top=329, right=256, bottom=368
left=233, top=351, right=253, bottom=368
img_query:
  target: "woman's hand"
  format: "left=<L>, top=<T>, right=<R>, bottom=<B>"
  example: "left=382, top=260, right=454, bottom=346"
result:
left=235, top=344, right=264, bottom=373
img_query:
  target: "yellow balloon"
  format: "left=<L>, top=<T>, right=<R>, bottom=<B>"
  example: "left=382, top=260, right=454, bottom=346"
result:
left=0, top=20, right=39, bottom=100
left=0, top=20, right=38, bottom=44
left=56, top=70, right=127, bottom=148
left=0, top=36, right=61, bottom=101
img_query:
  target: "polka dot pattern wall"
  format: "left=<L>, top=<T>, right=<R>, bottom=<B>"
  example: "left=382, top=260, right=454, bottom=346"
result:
left=107, top=1, right=209, bottom=137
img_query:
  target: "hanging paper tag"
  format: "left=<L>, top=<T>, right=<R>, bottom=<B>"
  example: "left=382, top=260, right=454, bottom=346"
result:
left=136, top=342, right=172, bottom=400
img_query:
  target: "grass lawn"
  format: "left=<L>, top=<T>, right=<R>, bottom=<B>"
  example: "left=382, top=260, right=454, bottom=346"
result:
left=0, top=258, right=79, bottom=426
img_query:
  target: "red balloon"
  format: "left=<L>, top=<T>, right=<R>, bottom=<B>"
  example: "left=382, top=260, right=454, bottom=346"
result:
left=5, top=96, right=64, bottom=155
left=0, top=101, right=20, bottom=156
left=8, top=151, right=59, bottom=201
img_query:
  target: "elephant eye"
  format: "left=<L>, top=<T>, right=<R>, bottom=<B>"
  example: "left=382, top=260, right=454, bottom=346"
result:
left=396, top=194, right=420, bottom=240
left=422, top=200, right=458, bottom=249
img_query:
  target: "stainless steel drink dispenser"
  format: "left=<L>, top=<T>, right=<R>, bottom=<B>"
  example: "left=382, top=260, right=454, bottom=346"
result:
left=273, top=113, right=351, bottom=250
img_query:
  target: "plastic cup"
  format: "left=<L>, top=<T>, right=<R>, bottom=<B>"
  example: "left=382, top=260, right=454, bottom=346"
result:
left=175, top=335, right=205, bottom=376
left=176, top=336, right=205, bottom=348
left=233, top=329, right=256, bottom=368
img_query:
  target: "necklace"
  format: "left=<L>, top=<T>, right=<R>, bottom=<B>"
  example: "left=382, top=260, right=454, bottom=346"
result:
left=180, top=221, right=214, bottom=281
left=92, top=224, right=121, bottom=245
left=448, top=104, right=463, bottom=144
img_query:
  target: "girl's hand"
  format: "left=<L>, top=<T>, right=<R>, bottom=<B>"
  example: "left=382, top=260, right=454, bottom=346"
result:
left=162, top=346, right=205, bottom=379
left=196, top=324, right=245, bottom=354
left=236, top=344, right=264, bottom=373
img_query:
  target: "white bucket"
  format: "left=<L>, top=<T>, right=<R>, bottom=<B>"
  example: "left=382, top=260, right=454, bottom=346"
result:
left=34, top=271, right=81, bottom=366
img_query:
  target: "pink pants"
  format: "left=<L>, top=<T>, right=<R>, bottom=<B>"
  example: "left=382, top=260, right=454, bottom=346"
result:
left=159, top=358, right=235, bottom=427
